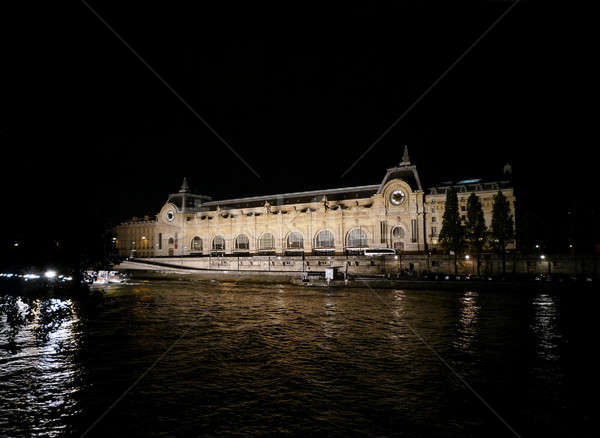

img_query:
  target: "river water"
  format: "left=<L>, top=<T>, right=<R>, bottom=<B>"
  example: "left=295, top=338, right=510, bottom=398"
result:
left=0, top=280, right=594, bottom=437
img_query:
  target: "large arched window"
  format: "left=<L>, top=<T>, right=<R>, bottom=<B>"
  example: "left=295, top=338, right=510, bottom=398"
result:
left=191, top=236, right=203, bottom=251
left=392, top=226, right=405, bottom=250
left=259, top=233, right=276, bottom=250
left=347, top=228, right=367, bottom=247
left=315, top=230, right=334, bottom=248
left=212, top=235, right=225, bottom=251
left=235, top=234, right=249, bottom=250
left=287, top=232, right=304, bottom=248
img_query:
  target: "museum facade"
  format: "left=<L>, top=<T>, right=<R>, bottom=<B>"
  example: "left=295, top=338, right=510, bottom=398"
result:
left=115, top=149, right=515, bottom=258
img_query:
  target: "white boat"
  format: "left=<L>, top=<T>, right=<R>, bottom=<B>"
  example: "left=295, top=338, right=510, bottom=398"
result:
left=89, top=270, right=127, bottom=285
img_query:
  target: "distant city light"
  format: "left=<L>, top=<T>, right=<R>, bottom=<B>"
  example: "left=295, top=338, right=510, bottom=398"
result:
left=45, top=270, right=57, bottom=279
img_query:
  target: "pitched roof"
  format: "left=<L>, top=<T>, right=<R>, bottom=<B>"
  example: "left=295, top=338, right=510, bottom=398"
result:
left=201, top=185, right=380, bottom=211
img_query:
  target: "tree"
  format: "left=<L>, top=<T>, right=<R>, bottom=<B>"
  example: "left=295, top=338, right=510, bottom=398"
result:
left=465, top=192, right=487, bottom=275
left=490, top=191, right=515, bottom=274
left=439, top=187, right=464, bottom=275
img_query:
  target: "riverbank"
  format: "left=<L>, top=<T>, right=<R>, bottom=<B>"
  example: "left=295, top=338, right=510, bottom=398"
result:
left=292, top=277, right=595, bottom=291
left=117, top=262, right=595, bottom=292
left=116, top=253, right=600, bottom=279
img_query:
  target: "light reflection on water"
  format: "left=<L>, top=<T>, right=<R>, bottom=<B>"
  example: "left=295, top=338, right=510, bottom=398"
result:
left=529, top=292, right=566, bottom=410
left=321, top=293, right=338, bottom=341
left=455, top=290, right=480, bottom=353
left=0, top=282, right=593, bottom=437
left=532, top=293, right=561, bottom=359
left=0, top=299, right=81, bottom=437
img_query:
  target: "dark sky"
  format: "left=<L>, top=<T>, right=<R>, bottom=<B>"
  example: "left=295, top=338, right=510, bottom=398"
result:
left=1, top=2, right=593, bottom=241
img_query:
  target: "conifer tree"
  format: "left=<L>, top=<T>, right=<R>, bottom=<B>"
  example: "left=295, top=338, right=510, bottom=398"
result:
left=439, top=187, right=464, bottom=275
left=465, top=192, right=487, bottom=276
left=490, top=191, right=515, bottom=274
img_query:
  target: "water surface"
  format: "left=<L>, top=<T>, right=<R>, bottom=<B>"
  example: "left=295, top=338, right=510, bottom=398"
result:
left=1, top=281, right=594, bottom=437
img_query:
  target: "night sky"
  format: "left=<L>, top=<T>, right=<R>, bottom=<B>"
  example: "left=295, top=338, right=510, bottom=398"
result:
left=1, top=2, right=593, bottom=246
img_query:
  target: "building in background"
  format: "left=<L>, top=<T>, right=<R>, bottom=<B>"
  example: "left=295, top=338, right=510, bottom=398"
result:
left=115, top=148, right=515, bottom=258
left=115, top=216, right=156, bottom=258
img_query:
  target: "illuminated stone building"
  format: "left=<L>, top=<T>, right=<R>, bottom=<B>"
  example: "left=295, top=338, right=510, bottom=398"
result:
left=116, top=148, right=515, bottom=258
left=115, top=216, right=156, bottom=258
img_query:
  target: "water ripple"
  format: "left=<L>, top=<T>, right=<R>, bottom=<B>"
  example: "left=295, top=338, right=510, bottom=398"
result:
left=1, top=282, right=593, bottom=437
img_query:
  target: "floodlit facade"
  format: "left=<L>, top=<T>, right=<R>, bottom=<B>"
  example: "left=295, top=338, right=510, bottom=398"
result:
left=115, top=148, right=515, bottom=258
left=114, top=216, right=156, bottom=258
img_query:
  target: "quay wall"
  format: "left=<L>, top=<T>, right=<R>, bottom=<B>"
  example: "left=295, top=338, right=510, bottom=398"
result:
left=118, top=254, right=599, bottom=278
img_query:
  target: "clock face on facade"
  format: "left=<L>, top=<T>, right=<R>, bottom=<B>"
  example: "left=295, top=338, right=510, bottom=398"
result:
left=390, top=189, right=406, bottom=206
left=166, top=210, right=175, bottom=222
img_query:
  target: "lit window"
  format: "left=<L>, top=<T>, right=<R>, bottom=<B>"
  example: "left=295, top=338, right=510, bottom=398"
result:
left=347, top=228, right=367, bottom=247
left=315, top=230, right=334, bottom=247
left=212, top=235, right=225, bottom=250
left=287, top=232, right=304, bottom=248
left=392, top=226, right=405, bottom=250
left=259, top=233, right=275, bottom=250
left=235, top=234, right=249, bottom=250
left=191, top=236, right=202, bottom=251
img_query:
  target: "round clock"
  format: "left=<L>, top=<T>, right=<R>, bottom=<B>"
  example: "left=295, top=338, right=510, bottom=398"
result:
left=390, top=189, right=406, bottom=206
left=166, top=210, right=175, bottom=222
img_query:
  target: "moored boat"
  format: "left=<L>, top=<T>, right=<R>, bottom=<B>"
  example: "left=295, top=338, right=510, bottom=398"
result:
left=88, top=270, right=127, bottom=285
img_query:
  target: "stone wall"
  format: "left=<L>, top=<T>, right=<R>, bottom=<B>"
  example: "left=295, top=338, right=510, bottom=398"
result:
left=133, top=254, right=599, bottom=277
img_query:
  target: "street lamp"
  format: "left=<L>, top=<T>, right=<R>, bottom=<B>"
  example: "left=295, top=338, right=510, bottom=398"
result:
left=465, top=254, right=473, bottom=274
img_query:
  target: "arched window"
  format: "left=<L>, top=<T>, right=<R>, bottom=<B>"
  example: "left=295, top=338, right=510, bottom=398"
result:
left=347, top=228, right=368, bottom=247
left=168, top=237, right=175, bottom=245
left=191, top=236, right=202, bottom=251
left=235, top=234, right=249, bottom=250
left=259, top=233, right=275, bottom=250
left=212, top=235, right=225, bottom=251
left=287, top=232, right=304, bottom=248
left=315, top=230, right=334, bottom=247
left=392, top=226, right=405, bottom=250
left=392, top=227, right=405, bottom=238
